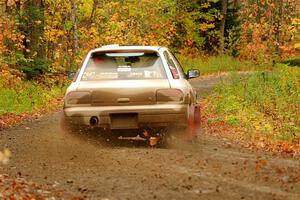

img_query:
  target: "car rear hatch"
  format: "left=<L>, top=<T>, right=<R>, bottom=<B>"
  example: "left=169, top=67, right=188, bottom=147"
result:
left=76, top=79, right=170, bottom=106
left=76, top=50, right=174, bottom=106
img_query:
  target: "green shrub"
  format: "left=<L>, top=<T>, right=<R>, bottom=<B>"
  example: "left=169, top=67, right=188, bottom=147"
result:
left=19, top=58, right=49, bottom=79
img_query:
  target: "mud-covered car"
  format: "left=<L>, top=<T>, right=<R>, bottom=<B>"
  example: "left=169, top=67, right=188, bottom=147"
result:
left=62, top=45, right=200, bottom=140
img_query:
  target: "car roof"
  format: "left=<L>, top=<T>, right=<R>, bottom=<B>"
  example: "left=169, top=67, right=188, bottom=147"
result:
left=91, top=45, right=163, bottom=53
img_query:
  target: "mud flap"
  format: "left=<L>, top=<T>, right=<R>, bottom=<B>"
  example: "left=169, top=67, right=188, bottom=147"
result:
left=186, top=103, right=201, bottom=140
left=194, top=104, right=201, bottom=129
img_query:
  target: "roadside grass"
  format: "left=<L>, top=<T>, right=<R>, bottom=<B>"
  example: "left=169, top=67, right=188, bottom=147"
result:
left=176, top=55, right=270, bottom=74
left=206, top=64, right=300, bottom=143
left=0, top=79, right=66, bottom=116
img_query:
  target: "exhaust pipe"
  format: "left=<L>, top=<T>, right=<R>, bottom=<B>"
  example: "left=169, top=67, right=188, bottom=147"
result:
left=90, top=116, right=99, bottom=126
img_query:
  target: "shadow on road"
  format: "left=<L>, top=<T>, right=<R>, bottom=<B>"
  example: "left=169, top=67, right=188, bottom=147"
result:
left=60, top=124, right=204, bottom=151
left=61, top=126, right=151, bottom=148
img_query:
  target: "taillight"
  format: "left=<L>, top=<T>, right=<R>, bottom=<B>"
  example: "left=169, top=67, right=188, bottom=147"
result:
left=156, top=89, right=184, bottom=102
left=65, top=91, right=91, bottom=105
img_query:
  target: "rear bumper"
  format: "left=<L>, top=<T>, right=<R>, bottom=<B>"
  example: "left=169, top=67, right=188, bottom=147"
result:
left=63, top=104, right=188, bottom=129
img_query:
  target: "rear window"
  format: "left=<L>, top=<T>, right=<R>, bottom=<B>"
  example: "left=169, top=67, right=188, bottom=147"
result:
left=81, top=52, right=166, bottom=81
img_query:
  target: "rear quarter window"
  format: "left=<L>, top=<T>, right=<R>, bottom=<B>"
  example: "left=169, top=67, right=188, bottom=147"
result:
left=163, top=51, right=180, bottom=79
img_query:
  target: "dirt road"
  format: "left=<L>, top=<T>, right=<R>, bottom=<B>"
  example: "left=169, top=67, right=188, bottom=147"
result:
left=0, top=76, right=299, bottom=200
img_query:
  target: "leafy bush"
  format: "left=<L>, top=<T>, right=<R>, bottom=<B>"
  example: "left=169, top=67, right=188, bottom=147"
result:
left=19, top=58, right=49, bottom=80
left=209, top=65, right=300, bottom=142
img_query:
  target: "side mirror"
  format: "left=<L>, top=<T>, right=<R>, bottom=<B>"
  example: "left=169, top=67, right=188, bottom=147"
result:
left=187, top=69, right=200, bottom=79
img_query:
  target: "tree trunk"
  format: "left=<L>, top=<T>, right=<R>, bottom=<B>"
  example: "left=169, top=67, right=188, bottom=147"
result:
left=90, top=0, right=99, bottom=25
left=275, top=0, right=283, bottom=56
left=219, top=0, right=228, bottom=55
left=22, top=0, right=45, bottom=60
left=71, top=0, right=79, bottom=59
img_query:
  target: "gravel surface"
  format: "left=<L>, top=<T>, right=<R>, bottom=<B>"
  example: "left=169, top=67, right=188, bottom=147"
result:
left=0, top=75, right=299, bottom=200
